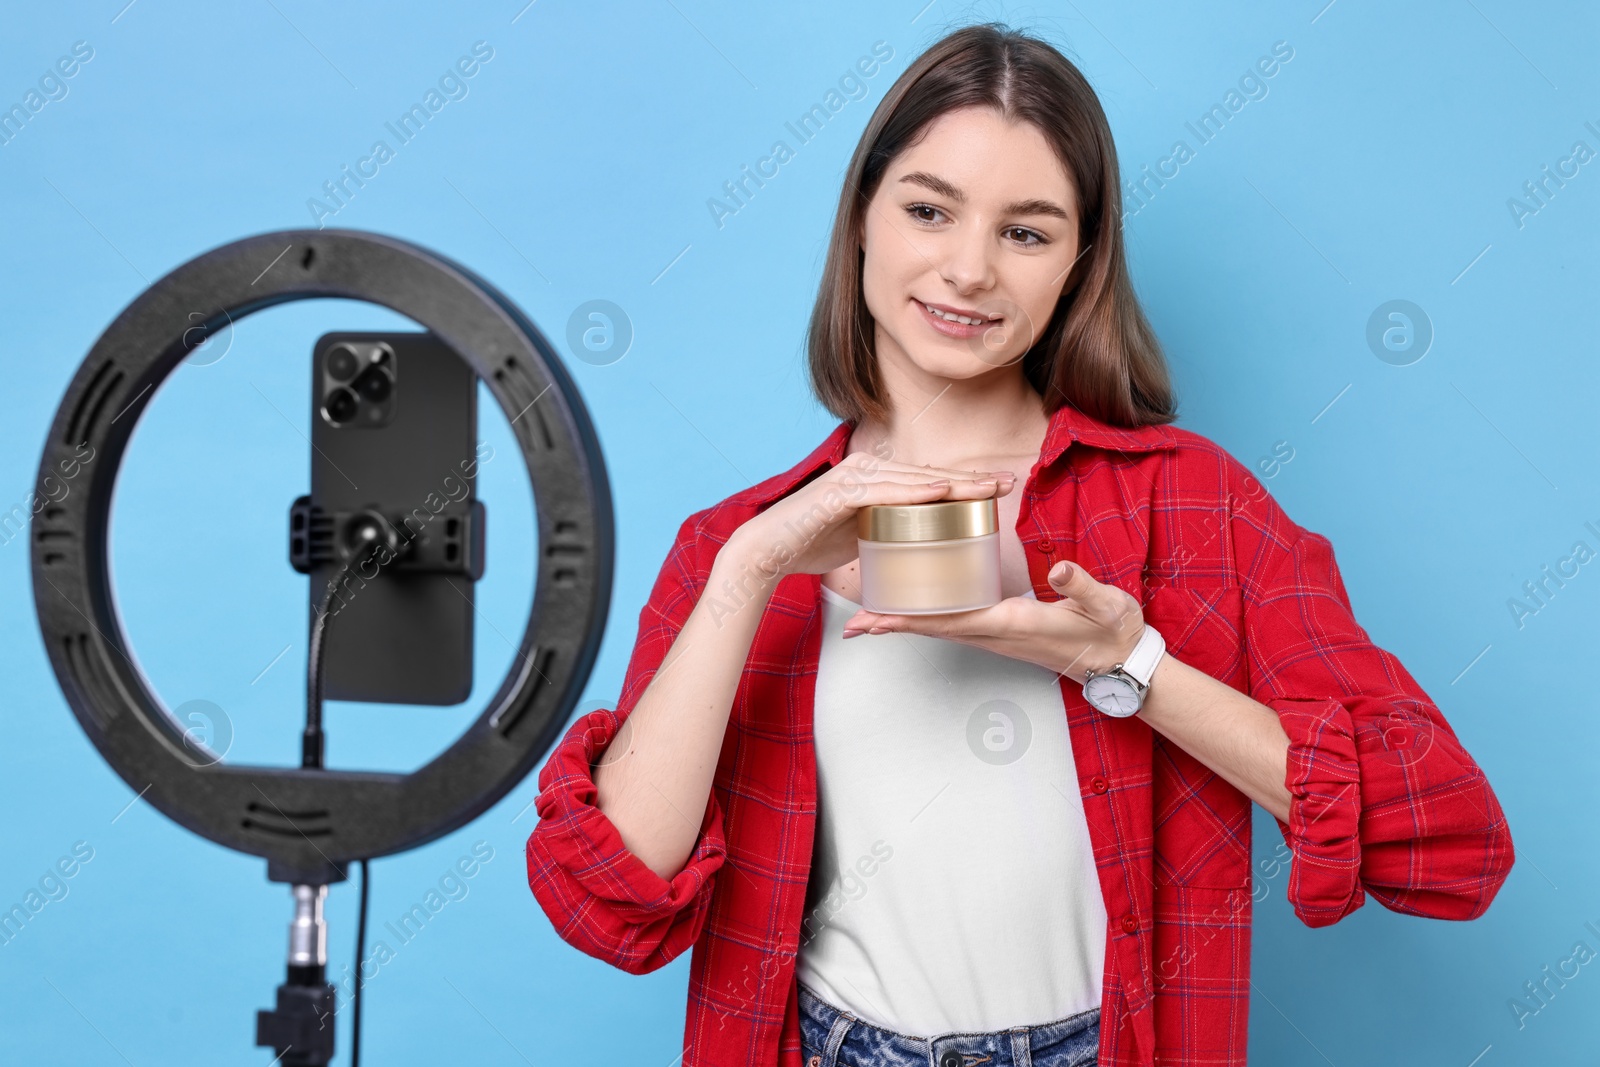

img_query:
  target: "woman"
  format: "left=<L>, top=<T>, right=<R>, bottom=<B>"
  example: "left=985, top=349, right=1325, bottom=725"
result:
left=526, top=22, right=1513, bottom=1067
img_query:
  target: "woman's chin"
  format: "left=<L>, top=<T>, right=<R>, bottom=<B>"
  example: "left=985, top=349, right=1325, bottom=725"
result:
left=907, top=355, right=1006, bottom=384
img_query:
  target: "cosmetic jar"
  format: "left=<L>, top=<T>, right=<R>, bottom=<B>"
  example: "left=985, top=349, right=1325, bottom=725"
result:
left=856, top=497, right=1002, bottom=614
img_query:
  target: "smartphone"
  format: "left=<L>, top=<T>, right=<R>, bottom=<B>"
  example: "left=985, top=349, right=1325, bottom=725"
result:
left=300, top=330, right=483, bottom=705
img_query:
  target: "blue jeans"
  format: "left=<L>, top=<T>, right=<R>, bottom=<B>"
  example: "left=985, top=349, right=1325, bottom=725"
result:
left=797, top=981, right=1100, bottom=1067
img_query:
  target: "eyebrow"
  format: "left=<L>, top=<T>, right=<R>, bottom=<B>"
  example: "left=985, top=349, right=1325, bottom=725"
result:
left=897, top=170, right=1071, bottom=221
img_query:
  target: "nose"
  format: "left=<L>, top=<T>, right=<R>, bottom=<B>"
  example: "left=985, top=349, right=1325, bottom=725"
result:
left=937, top=217, right=996, bottom=295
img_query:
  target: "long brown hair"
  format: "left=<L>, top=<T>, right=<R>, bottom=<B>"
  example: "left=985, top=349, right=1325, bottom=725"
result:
left=806, top=22, right=1176, bottom=429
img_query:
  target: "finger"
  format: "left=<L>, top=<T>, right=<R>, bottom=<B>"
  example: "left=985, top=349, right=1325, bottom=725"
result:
left=1048, top=559, right=1085, bottom=594
left=909, top=477, right=1016, bottom=500
left=842, top=601, right=1000, bottom=638
left=850, top=476, right=1007, bottom=506
left=860, top=478, right=957, bottom=505
left=841, top=609, right=944, bottom=638
left=1050, top=559, right=1118, bottom=612
left=841, top=608, right=875, bottom=634
left=875, top=460, right=1017, bottom=484
left=889, top=464, right=1016, bottom=492
left=1050, top=560, right=1139, bottom=631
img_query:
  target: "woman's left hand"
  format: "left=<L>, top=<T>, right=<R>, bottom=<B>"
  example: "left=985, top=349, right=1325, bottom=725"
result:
left=842, top=559, right=1146, bottom=682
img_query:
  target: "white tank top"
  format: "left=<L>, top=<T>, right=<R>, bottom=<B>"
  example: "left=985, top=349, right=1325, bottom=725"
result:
left=794, top=583, right=1107, bottom=1037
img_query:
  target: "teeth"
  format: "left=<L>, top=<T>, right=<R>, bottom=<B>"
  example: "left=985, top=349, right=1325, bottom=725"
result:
left=924, top=302, right=995, bottom=326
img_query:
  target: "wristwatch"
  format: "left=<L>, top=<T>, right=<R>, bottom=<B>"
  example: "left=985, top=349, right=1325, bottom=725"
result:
left=1082, top=625, right=1166, bottom=717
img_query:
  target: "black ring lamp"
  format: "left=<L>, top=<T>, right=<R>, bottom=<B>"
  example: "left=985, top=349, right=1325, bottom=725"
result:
left=28, top=229, right=614, bottom=1063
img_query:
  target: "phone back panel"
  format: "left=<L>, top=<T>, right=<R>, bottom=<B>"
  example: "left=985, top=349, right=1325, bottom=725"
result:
left=309, top=331, right=477, bottom=705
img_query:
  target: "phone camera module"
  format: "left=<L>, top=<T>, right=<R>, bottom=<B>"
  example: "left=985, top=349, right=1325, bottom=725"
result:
left=352, top=366, right=394, bottom=403
left=325, top=344, right=360, bottom=381
left=322, top=386, right=359, bottom=426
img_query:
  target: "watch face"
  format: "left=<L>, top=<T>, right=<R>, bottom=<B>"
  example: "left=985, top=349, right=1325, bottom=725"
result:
left=1084, top=674, right=1141, bottom=717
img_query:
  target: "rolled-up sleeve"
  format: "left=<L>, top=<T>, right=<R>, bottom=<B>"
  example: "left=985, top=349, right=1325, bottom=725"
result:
left=1227, top=461, right=1514, bottom=928
left=525, top=511, right=728, bottom=973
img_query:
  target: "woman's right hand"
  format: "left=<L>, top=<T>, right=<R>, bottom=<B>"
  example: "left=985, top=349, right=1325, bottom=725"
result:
left=724, top=449, right=1017, bottom=582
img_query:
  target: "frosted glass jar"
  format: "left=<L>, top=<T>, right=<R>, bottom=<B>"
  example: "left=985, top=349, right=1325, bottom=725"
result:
left=856, top=497, right=1002, bottom=614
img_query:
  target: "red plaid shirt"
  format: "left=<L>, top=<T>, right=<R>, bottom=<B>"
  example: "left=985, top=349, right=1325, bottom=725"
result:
left=525, top=402, right=1513, bottom=1066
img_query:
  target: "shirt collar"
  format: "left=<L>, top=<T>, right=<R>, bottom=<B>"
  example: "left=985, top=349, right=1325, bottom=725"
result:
left=730, top=401, right=1177, bottom=509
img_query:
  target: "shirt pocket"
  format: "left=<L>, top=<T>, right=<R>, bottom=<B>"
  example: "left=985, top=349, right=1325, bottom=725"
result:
left=1142, top=584, right=1252, bottom=889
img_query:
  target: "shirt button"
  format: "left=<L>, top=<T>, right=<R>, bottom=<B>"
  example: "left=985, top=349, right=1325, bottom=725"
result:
left=1122, top=914, right=1139, bottom=934
left=1037, top=537, right=1053, bottom=553
left=1090, top=776, right=1109, bottom=794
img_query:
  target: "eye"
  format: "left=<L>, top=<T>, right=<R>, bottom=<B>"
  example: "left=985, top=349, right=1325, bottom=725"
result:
left=1005, top=226, right=1048, bottom=248
left=905, top=202, right=946, bottom=225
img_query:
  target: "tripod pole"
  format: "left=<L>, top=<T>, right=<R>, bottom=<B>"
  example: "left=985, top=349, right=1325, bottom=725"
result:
left=256, top=883, right=337, bottom=1065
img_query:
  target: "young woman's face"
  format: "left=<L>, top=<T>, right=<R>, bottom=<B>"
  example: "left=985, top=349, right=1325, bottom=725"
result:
left=859, top=105, right=1082, bottom=386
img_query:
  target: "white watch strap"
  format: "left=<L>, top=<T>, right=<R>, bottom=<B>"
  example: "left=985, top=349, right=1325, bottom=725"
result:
left=1120, top=625, right=1165, bottom=687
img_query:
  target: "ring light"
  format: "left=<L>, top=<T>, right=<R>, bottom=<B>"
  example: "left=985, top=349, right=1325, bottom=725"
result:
left=29, top=228, right=614, bottom=887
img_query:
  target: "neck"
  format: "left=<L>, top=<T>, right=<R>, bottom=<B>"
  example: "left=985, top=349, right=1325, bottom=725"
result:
left=850, top=367, right=1049, bottom=470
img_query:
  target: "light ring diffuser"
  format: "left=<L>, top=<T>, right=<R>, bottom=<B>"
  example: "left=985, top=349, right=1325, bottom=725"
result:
left=29, top=229, right=613, bottom=884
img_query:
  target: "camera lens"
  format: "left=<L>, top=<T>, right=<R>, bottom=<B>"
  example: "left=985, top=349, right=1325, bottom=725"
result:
left=352, top=366, right=393, bottom=402
left=322, top=387, right=359, bottom=425
left=326, top=344, right=360, bottom=381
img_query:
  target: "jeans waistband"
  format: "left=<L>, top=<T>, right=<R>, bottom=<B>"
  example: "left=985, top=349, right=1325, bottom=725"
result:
left=796, top=981, right=1100, bottom=1067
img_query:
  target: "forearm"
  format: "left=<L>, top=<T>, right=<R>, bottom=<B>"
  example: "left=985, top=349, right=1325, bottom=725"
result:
left=1135, top=653, right=1293, bottom=823
left=593, top=535, right=780, bottom=881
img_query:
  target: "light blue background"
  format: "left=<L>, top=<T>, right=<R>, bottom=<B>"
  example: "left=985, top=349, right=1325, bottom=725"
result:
left=2, top=1, right=1595, bottom=1064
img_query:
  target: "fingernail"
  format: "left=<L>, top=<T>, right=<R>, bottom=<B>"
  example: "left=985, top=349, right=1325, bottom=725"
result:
left=842, top=628, right=863, bottom=639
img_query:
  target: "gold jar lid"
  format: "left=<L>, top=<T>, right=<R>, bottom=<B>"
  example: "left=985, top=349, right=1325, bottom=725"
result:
left=857, top=497, right=998, bottom=542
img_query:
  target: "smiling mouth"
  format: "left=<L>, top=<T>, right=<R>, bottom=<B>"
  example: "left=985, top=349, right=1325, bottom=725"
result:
left=918, top=300, right=1002, bottom=326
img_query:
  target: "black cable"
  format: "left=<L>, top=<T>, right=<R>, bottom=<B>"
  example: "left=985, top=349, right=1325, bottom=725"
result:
left=304, top=550, right=364, bottom=770
left=352, top=857, right=370, bottom=1067
left=302, top=513, right=394, bottom=1065
left=304, top=514, right=398, bottom=770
